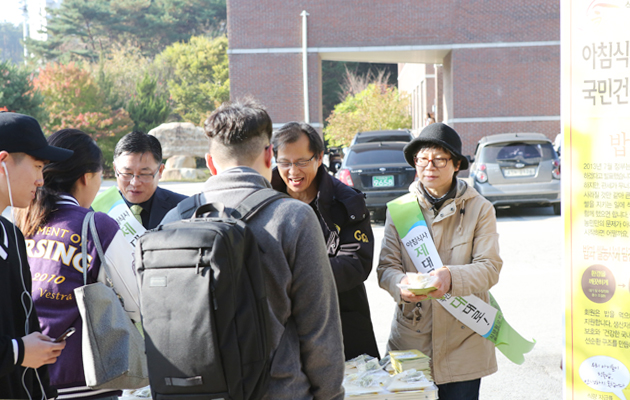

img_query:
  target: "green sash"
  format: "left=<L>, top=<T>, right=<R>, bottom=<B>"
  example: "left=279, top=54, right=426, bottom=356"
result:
left=92, top=186, right=146, bottom=247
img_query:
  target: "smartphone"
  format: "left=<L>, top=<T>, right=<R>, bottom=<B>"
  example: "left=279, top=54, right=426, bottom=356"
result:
left=54, top=327, right=76, bottom=343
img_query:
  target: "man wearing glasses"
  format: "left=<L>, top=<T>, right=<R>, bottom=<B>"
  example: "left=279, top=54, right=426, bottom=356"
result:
left=270, top=122, right=380, bottom=361
left=113, top=131, right=187, bottom=229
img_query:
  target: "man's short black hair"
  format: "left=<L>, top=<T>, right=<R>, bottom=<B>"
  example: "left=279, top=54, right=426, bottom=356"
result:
left=114, top=131, right=162, bottom=163
left=271, top=122, right=324, bottom=160
left=204, top=98, right=272, bottom=164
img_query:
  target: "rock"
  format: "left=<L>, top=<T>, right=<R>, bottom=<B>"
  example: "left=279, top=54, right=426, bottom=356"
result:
left=162, top=168, right=208, bottom=181
left=165, top=155, right=196, bottom=169
left=148, top=122, right=207, bottom=158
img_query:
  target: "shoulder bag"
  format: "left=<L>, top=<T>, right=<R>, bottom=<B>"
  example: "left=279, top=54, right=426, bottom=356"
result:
left=74, top=211, right=149, bottom=390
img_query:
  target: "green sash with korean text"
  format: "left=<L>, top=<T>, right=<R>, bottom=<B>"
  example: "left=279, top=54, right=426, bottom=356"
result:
left=387, top=193, right=535, bottom=364
left=91, top=186, right=146, bottom=247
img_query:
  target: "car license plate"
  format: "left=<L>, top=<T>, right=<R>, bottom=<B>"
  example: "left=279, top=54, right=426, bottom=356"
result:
left=373, top=175, right=394, bottom=187
left=503, top=167, right=536, bottom=177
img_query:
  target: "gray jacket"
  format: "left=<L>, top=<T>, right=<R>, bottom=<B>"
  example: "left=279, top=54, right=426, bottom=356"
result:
left=162, top=167, right=345, bottom=400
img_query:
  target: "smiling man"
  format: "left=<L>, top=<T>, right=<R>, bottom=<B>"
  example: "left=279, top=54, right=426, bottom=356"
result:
left=113, top=131, right=187, bottom=229
left=271, top=122, right=380, bottom=361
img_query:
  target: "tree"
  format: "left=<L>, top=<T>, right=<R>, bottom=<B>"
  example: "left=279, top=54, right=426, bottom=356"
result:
left=324, top=83, right=411, bottom=148
left=157, top=35, right=229, bottom=124
left=0, top=61, right=46, bottom=122
left=33, top=62, right=105, bottom=119
left=0, top=23, right=24, bottom=64
left=127, top=74, right=171, bottom=133
left=26, top=0, right=114, bottom=63
left=321, top=61, right=398, bottom=122
left=32, top=62, right=133, bottom=174
left=26, top=0, right=227, bottom=63
left=87, top=43, right=170, bottom=111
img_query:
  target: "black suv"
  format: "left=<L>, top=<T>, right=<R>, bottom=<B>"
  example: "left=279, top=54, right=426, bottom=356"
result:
left=336, top=141, right=416, bottom=219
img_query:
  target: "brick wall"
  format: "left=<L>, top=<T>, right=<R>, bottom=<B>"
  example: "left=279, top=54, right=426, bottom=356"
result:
left=227, top=0, right=560, bottom=138
left=452, top=46, right=560, bottom=118
left=228, top=0, right=559, bottom=49
left=229, top=53, right=322, bottom=125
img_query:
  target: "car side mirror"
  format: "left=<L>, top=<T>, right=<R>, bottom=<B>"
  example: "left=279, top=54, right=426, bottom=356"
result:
left=466, top=155, right=474, bottom=163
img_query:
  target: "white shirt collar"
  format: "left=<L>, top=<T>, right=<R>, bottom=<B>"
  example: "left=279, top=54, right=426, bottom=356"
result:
left=57, top=194, right=80, bottom=206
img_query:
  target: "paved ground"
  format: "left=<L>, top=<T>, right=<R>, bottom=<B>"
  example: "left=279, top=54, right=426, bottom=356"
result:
left=105, top=181, right=564, bottom=399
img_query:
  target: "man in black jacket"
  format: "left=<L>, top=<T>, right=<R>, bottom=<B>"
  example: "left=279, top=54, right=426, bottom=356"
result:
left=113, top=131, right=187, bottom=229
left=0, top=112, right=68, bottom=399
left=271, top=122, right=379, bottom=360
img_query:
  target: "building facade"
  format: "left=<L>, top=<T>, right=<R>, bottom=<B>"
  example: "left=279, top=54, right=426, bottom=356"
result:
left=227, top=0, right=560, bottom=155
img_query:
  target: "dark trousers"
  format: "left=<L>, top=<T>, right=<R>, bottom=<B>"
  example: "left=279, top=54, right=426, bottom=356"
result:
left=437, top=378, right=481, bottom=400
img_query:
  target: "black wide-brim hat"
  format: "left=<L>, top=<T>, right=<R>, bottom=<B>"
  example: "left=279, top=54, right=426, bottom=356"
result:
left=403, top=123, right=469, bottom=170
left=0, top=112, right=74, bottom=162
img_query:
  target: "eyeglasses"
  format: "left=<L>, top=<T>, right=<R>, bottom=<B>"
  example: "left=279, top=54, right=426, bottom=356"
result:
left=277, top=154, right=316, bottom=169
left=415, top=157, right=451, bottom=169
left=115, top=164, right=162, bottom=183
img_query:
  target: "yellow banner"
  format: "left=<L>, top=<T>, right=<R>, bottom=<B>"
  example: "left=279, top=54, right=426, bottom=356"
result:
left=563, top=2, right=630, bottom=399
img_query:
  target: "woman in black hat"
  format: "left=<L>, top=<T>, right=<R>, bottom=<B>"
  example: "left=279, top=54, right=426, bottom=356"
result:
left=377, top=123, right=503, bottom=400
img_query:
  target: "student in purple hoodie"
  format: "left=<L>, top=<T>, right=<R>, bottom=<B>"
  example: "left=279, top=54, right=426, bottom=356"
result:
left=17, top=129, right=141, bottom=400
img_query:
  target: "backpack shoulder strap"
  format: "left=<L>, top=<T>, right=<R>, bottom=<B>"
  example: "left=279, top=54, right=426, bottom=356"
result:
left=176, top=193, right=204, bottom=219
left=232, top=188, right=289, bottom=222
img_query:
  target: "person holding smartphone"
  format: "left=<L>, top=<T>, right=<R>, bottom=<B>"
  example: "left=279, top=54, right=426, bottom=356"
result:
left=0, top=112, right=71, bottom=400
left=17, top=129, right=140, bottom=400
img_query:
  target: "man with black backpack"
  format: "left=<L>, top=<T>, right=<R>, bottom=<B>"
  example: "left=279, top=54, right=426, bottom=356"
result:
left=142, top=99, right=345, bottom=400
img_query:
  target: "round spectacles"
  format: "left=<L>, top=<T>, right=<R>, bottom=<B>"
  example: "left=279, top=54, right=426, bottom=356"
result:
left=115, top=164, right=162, bottom=183
left=415, top=157, right=451, bottom=169
left=277, top=154, right=316, bottom=169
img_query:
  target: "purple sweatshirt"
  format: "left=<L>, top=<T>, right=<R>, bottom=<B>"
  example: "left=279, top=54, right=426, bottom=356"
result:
left=26, top=194, right=139, bottom=399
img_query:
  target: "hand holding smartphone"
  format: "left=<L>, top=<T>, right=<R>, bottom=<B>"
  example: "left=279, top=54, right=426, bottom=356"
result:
left=54, top=327, right=76, bottom=343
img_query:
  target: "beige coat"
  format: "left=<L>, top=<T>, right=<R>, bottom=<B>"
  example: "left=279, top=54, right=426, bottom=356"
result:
left=378, top=179, right=502, bottom=384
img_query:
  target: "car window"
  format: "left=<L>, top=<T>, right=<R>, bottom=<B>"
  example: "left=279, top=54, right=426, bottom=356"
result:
left=481, top=142, right=555, bottom=162
left=346, top=149, right=406, bottom=166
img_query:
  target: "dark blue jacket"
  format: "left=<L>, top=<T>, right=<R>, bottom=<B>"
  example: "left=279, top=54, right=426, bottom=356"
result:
left=147, top=187, right=187, bottom=229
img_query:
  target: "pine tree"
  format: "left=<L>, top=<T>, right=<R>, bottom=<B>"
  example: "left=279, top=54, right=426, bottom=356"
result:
left=127, top=74, right=171, bottom=133
left=0, top=23, right=24, bottom=64
left=26, top=0, right=227, bottom=63
left=0, top=61, right=46, bottom=122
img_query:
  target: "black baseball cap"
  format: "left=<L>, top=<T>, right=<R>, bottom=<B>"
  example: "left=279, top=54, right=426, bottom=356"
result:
left=0, top=112, right=73, bottom=162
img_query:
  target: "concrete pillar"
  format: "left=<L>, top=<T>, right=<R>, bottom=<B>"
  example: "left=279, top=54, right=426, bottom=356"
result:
left=434, top=64, right=444, bottom=122
left=424, top=64, right=435, bottom=125
left=442, top=52, right=453, bottom=124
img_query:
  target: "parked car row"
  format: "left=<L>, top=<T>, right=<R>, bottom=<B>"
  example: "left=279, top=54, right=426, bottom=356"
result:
left=328, top=130, right=562, bottom=219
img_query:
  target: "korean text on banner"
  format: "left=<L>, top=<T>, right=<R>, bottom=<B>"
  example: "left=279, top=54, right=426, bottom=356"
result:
left=562, top=2, right=630, bottom=399
left=91, top=186, right=146, bottom=247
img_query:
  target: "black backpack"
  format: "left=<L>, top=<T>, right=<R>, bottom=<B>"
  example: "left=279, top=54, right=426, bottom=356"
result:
left=136, top=188, right=287, bottom=400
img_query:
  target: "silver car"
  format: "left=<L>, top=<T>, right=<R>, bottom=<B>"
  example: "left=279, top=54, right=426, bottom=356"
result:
left=469, top=133, right=561, bottom=215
